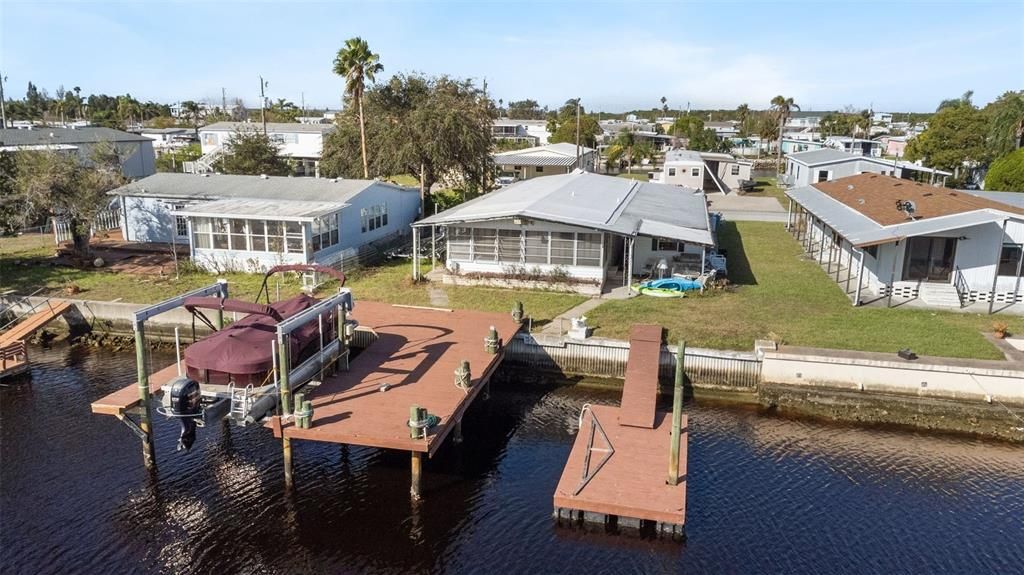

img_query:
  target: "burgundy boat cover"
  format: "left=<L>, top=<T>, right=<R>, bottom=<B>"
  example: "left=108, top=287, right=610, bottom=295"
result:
left=184, top=293, right=332, bottom=383
left=183, top=297, right=283, bottom=321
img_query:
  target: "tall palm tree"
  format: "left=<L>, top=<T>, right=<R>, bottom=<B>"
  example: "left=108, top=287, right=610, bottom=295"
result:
left=616, top=129, right=636, bottom=173
left=770, top=95, right=799, bottom=170
left=333, top=37, right=383, bottom=179
left=736, top=103, right=750, bottom=135
left=181, top=100, right=202, bottom=140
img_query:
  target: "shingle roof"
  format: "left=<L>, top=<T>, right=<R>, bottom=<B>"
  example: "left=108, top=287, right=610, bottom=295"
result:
left=200, top=122, right=336, bottom=134
left=416, top=170, right=713, bottom=245
left=0, top=127, right=152, bottom=146
left=107, top=172, right=414, bottom=203
left=493, top=142, right=595, bottom=166
left=786, top=174, right=1024, bottom=247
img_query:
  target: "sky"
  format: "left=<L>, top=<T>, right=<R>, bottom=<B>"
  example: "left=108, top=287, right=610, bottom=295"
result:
left=1, top=0, right=1022, bottom=113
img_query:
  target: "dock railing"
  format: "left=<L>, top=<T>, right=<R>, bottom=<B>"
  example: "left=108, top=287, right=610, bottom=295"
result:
left=506, top=333, right=761, bottom=389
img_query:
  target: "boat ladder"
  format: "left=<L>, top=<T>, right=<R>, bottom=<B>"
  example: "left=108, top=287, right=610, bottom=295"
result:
left=228, top=383, right=254, bottom=422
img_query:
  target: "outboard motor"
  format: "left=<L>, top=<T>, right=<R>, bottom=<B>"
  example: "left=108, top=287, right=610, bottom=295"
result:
left=168, top=376, right=202, bottom=452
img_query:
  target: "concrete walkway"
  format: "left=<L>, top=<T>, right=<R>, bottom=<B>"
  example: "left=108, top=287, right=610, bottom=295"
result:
left=707, top=193, right=788, bottom=222
left=541, top=298, right=607, bottom=335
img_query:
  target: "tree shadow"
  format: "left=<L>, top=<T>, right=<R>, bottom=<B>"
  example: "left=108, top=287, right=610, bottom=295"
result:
left=716, top=221, right=757, bottom=286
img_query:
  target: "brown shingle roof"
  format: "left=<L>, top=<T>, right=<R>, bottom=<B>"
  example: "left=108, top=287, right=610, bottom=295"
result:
left=813, top=174, right=1024, bottom=226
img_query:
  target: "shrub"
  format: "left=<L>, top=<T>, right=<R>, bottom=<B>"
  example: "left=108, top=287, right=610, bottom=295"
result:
left=984, top=149, right=1024, bottom=192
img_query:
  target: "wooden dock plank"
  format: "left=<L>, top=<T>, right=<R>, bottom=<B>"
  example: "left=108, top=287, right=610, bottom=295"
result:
left=618, top=324, right=663, bottom=429
left=0, top=302, right=72, bottom=347
left=278, top=302, right=522, bottom=456
left=554, top=405, right=687, bottom=525
left=90, top=361, right=184, bottom=416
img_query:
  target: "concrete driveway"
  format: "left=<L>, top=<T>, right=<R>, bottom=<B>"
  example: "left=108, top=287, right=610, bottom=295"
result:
left=707, top=193, right=788, bottom=222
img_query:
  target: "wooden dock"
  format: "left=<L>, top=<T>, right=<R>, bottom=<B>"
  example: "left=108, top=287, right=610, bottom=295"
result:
left=553, top=325, right=688, bottom=537
left=0, top=301, right=73, bottom=348
left=271, top=302, right=522, bottom=457
left=91, top=361, right=184, bottom=416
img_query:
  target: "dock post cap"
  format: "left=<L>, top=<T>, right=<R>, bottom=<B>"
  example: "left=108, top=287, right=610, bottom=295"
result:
left=455, top=360, right=472, bottom=389
left=484, top=326, right=499, bottom=354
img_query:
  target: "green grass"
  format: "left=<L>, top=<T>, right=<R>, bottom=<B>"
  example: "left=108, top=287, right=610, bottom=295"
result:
left=585, top=221, right=1024, bottom=360
left=386, top=174, right=420, bottom=187
left=0, top=235, right=584, bottom=330
left=753, top=176, right=787, bottom=207
left=617, top=172, right=649, bottom=181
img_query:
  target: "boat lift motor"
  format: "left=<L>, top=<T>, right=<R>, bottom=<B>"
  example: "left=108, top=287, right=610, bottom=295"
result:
left=167, top=376, right=203, bottom=452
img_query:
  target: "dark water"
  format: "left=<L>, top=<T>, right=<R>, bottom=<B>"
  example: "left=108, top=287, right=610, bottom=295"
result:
left=2, top=344, right=1023, bottom=574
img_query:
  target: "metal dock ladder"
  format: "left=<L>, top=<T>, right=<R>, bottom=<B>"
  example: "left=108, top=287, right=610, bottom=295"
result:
left=228, top=383, right=254, bottom=423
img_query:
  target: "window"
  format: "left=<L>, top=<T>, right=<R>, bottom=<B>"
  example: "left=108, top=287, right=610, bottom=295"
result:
left=172, top=204, right=188, bottom=238
left=448, top=227, right=472, bottom=260
left=536, top=166, right=544, bottom=173
left=865, top=245, right=878, bottom=259
left=473, top=229, right=497, bottom=262
left=250, top=220, right=267, bottom=251
left=312, top=213, right=339, bottom=252
left=668, top=167, right=677, bottom=176
left=576, top=233, right=602, bottom=266
left=550, top=232, right=575, bottom=265
left=524, top=231, right=548, bottom=263
left=285, top=221, right=303, bottom=254
left=690, top=167, right=700, bottom=177
left=229, top=219, right=248, bottom=251
left=796, top=165, right=801, bottom=179
left=192, top=217, right=212, bottom=249
left=268, top=221, right=284, bottom=253
left=497, top=229, right=521, bottom=262
left=655, top=237, right=682, bottom=252
left=998, top=243, right=1023, bottom=276
left=269, top=132, right=299, bottom=144
left=361, top=203, right=388, bottom=233
left=202, top=133, right=219, bottom=147
left=212, top=218, right=229, bottom=249
left=731, top=164, right=741, bottom=176
left=817, top=170, right=830, bottom=183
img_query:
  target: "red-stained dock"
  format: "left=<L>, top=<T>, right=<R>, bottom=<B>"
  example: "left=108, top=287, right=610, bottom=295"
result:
left=553, top=325, right=688, bottom=537
left=271, top=302, right=523, bottom=457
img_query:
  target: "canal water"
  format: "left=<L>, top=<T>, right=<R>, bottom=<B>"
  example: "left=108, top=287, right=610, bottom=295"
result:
left=2, top=344, right=1022, bottom=574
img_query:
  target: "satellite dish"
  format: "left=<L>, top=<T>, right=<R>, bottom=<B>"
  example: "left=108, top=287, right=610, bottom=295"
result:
left=895, top=199, right=917, bottom=219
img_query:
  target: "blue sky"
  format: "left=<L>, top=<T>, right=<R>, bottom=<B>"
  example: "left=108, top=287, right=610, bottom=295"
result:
left=2, top=0, right=1022, bottom=113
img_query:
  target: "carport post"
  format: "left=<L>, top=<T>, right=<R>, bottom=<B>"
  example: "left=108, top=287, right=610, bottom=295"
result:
left=989, top=219, right=1009, bottom=314
left=854, top=248, right=865, bottom=306
left=786, top=199, right=793, bottom=231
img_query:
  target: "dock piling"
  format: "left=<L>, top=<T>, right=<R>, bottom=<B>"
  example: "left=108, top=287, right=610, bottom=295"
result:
left=512, top=301, right=524, bottom=323
left=484, top=326, right=499, bottom=354
left=455, top=360, right=471, bottom=389
left=411, top=451, right=423, bottom=499
left=668, top=340, right=685, bottom=486
left=133, top=320, right=156, bottom=469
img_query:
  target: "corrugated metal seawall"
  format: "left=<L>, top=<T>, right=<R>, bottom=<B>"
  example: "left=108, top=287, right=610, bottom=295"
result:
left=505, top=333, right=761, bottom=388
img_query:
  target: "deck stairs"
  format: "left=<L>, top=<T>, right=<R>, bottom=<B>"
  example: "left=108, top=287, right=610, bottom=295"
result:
left=0, top=301, right=73, bottom=347
left=918, top=282, right=963, bottom=308
left=184, top=146, right=223, bottom=174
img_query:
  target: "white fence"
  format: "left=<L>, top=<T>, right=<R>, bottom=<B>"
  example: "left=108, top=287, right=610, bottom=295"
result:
left=52, top=207, right=121, bottom=244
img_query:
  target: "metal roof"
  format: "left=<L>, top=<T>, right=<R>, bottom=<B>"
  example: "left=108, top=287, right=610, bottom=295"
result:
left=963, top=190, right=1024, bottom=209
left=493, top=143, right=594, bottom=167
left=416, top=171, right=713, bottom=245
left=200, top=122, right=336, bottom=134
left=664, top=149, right=703, bottom=163
left=0, top=127, right=152, bottom=146
left=173, top=198, right=348, bottom=221
left=108, top=173, right=414, bottom=203
left=786, top=148, right=857, bottom=166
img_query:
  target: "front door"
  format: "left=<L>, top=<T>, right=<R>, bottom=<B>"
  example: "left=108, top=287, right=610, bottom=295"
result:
left=904, top=237, right=956, bottom=282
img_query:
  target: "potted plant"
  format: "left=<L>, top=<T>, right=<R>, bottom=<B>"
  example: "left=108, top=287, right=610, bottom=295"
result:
left=992, top=321, right=1009, bottom=339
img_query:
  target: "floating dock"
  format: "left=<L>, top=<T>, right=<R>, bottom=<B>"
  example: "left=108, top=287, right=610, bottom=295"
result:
left=553, top=325, right=688, bottom=538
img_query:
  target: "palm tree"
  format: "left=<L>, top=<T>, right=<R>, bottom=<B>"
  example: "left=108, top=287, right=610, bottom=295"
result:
left=333, top=37, right=383, bottom=179
left=73, top=86, right=82, bottom=119
left=616, top=129, right=637, bottom=173
left=757, top=113, right=778, bottom=160
left=736, top=103, right=750, bottom=135
left=181, top=100, right=202, bottom=140
left=770, top=95, right=799, bottom=170
left=660, top=96, right=668, bottom=114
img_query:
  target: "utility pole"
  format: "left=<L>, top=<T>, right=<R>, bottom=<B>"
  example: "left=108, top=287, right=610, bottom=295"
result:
left=0, top=72, right=7, bottom=129
left=575, top=98, right=581, bottom=170
left=259, top=76, right=268, bottom=135
left=222, top=87, right=227, bottom=115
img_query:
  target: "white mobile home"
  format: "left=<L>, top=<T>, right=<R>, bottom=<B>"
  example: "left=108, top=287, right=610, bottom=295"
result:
left=493, top=143, right=596, bottom=181
left=0, top=127, right=156, bottom=178
left=652, top=150, right=751, bottom=193
left=108, top=173, right=420, bottom=272
left=413, top=171, right=715, bottom=294
left=786, top=174, right=1024, bottom=310
left=196, top=122, right=335, bottom=177
left=784, top=148, right=950, bottom=189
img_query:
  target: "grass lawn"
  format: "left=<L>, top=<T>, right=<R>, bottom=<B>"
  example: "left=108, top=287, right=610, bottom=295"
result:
left=0, top=234, right=584, bottom=330
left=585, top=221, right=1024, bottom=360
left=616, top=172, right=649, bottom=181
left=386, top=174, right=420, bottom=187
left=753, top=176, right=787, bottom=208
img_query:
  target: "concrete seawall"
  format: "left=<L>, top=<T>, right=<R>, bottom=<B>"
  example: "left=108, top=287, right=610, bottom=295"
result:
left=4, top=295, right=1022, bottom=439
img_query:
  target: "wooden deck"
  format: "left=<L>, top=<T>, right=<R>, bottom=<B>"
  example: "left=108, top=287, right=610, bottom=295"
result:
left=618, top=324, right=662, bottom=429
left=274, top=302, right=522, bottom=456
left=553, top=323, right=687, bottom=529
left=0, top=301, right=72, bottom=347
left=554, top=405, right=688, bottom=525
left=0, top=341, right=30, bottom=380
left=91, top=361, right=184, bottom=416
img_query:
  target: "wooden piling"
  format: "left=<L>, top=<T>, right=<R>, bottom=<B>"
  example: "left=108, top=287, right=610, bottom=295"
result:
left=411, top=451, right=423, bottom=499
left=283, top=436, right=294, bottom=489
left=134, top=321, right=156, bottom=469
left=668, top=340, right=685, bottom=486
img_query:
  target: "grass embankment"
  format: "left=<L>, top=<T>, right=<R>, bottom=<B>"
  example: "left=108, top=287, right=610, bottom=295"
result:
left=0, top=234, right=585, bottom=329
left=586, top=221, right=1023, bottom=360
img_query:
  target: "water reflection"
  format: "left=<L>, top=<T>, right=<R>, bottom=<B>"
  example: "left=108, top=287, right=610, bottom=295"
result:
left=1, top=343, right=1022, bottom=574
